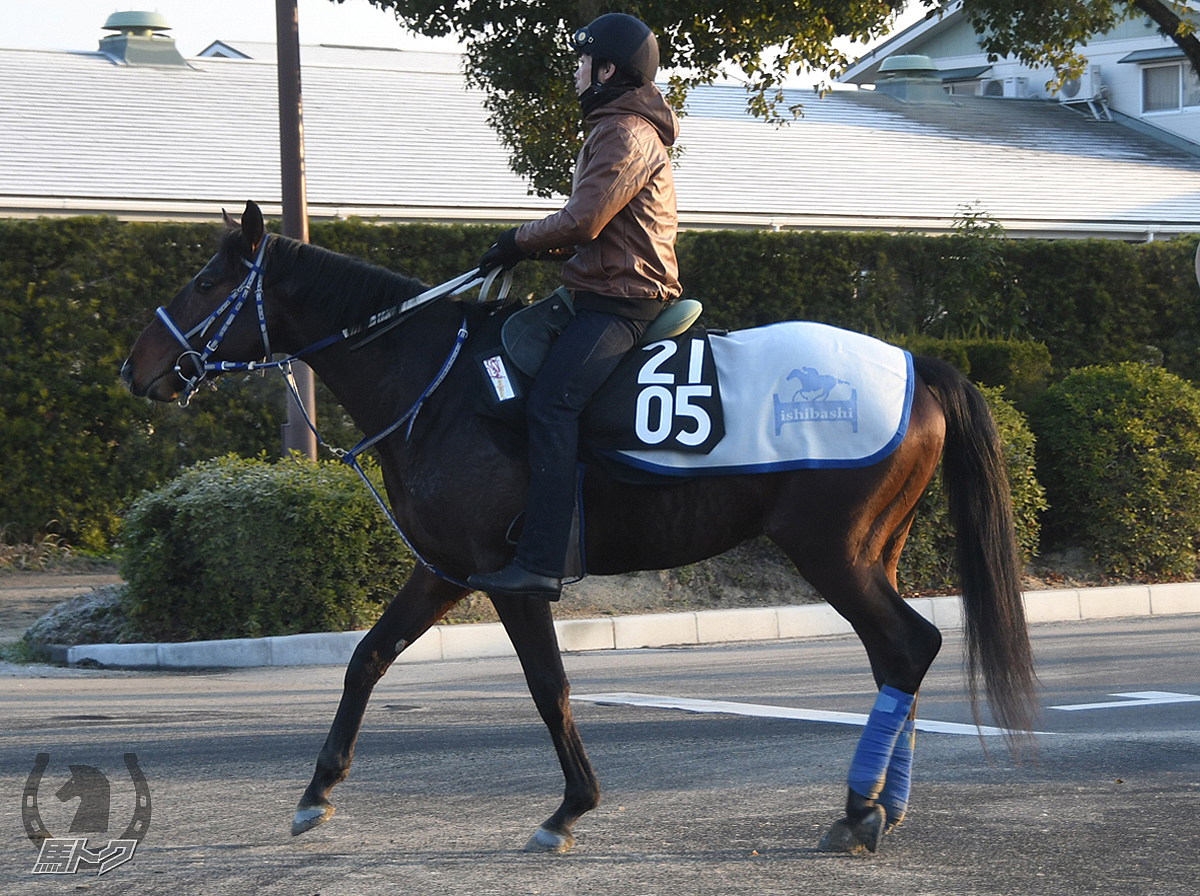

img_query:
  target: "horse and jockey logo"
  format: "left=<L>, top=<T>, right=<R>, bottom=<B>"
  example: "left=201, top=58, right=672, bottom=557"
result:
left=22, top=753, right=151, bottom=876
left=773, top=366, right=859, bottom=436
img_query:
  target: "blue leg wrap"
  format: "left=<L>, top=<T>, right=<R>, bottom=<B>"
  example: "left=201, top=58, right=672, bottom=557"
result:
left=846, top=686, right=915, bottom=801
left=879, top=716, right=915, bottom=825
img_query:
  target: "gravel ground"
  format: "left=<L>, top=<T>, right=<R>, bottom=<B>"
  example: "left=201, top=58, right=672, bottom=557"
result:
left=0, top=569, right=122, bottom=644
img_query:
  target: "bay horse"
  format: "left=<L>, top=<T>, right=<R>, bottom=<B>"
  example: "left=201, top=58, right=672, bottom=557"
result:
left=122, top=201, right=1035, bottom=855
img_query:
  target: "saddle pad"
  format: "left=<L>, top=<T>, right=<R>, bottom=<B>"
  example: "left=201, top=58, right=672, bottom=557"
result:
left=602, top=321, right=914, bottom=475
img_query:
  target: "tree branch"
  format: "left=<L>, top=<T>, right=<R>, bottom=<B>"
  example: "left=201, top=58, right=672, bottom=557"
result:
left=1130, top=0, right=1200, bottom=78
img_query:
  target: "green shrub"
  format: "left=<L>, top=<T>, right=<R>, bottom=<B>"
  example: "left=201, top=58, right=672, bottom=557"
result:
left=898, top=385, right=1046, bottom=594
left=898, top=336, right=1052, bottom=408
left=898, top=335, right=971, bottom=374
left=118, top=455, right=414, bottom=641
left=1031, top=363, right=1200, bottom=580
left=962, top=339, right=1052, bottom=408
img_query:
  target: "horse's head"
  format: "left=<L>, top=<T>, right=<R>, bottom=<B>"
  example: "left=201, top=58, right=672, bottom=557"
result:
left=121, top=201, right=277, bottom=403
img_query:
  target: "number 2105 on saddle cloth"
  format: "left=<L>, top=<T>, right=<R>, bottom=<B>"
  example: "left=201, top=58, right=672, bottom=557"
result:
left=593, top=320, right=914, bottom=477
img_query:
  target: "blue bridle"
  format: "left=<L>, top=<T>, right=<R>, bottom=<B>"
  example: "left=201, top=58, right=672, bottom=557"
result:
left=152, top=235, right=500, bottom=587
left=155, top=236, right=276, bottom=407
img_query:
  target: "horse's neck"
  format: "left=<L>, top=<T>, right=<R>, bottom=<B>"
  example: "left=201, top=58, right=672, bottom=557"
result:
left=302, top=301, right=470, bottom=439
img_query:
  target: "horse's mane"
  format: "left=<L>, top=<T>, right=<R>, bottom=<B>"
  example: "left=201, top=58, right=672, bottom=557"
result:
left=221, top=229, right=429, bottom=331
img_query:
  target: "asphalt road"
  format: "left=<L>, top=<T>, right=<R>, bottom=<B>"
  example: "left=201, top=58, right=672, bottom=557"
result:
left=1, top=615, right=1198, bottom=895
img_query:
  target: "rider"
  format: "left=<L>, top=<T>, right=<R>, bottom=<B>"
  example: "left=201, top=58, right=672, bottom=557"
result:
left=467, top=12, right=681, bottom=601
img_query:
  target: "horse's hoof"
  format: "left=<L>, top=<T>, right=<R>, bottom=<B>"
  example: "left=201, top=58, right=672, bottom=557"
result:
left=817, top=806, right=885, bottom=855
left=883, top=812, right=906, bottom=835
left=524, top=824, right=574, bottom=854
left=291, top=800, right=335, bottom=836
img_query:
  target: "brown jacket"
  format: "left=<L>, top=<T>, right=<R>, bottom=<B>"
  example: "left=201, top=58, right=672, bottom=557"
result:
left=515, top=82, right=681, bottom=315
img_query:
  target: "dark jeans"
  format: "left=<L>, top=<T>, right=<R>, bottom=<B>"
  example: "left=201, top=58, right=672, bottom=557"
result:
left=517, top=309, right=649, bottom=576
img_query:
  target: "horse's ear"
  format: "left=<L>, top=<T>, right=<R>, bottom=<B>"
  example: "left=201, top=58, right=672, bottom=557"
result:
left=222, top=208, right=238, bottom=230
left=241, top=200, right=266, bottom=252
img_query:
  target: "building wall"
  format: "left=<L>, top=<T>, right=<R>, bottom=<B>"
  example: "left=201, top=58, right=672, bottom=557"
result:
left=900, top=8, right=1200, bottom=144
left=912, top=18, right=982, bottom=59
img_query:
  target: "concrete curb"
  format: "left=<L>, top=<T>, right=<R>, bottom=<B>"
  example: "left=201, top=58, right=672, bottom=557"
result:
left=65, top=582, right=1200, bottom=670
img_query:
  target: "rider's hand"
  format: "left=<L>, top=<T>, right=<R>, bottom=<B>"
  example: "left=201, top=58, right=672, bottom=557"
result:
left=479, top=228, right=526, bottom=274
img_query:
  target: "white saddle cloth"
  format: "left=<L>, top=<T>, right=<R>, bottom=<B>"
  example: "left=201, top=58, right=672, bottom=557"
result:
left=605, top=321, right=914, bottom=475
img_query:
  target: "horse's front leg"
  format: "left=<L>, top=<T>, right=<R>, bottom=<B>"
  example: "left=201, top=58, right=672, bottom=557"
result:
left=292, top=566, right=468, bottom=835
left=489, top=594, right=601, bottom=854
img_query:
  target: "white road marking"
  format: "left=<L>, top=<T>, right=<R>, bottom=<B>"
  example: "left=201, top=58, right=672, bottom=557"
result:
left=572, top=692, right=1027, bottom=737
left=1049, top=691, right=1200, bottom=712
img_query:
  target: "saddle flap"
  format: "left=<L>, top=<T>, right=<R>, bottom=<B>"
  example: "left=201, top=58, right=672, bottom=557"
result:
left=501, top=288, right=575, bottom=378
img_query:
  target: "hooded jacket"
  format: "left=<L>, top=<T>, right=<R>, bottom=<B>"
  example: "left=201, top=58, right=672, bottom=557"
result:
left=515, top=82, right=681, bottom=318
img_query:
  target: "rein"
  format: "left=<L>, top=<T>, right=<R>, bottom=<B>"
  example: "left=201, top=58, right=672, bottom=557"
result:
left=154, top=236, right=502, bottom=587
left=155, top=237, right=510, bottom=406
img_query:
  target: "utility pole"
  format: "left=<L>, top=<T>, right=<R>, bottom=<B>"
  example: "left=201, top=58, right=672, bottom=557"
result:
left=276, top=0, right=317, bottom=459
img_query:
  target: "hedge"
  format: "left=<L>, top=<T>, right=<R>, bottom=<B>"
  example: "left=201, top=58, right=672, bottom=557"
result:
left=897, top=335, right=1052, bottom=410
left=3, top=215, right=1199, bottom=559
left=1031, top=363, right=1200, bottom=580
left=0, top=217, right=516, bottom=548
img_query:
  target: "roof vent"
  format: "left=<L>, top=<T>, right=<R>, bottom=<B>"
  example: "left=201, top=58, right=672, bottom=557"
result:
left=878, top=55, right=939, bottom=77
left=99, top=11, right=189, bottom=67
left=875, top=54, right=951, bottom=103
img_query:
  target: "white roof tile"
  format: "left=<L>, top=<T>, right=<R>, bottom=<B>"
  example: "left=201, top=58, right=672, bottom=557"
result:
left=4, top=44, right=1200, bottom=238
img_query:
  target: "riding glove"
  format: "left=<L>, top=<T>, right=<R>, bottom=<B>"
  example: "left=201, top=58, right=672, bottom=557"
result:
left=479, top=227, right=526, bottom=273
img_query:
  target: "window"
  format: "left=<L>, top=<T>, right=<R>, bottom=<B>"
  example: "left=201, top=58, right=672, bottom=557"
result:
left=946, top=81, right=981, bottom=96
left=1186, top=66, right=1200, bottom=107
left=1142, top=63, right=1200, bottom=113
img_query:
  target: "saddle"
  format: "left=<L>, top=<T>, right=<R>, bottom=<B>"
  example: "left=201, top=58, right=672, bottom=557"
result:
left=475, top=290, right=721, bottom=458
left=477, top=296, right=914, bottom=481
left=500, top=287, right=703, bottom=378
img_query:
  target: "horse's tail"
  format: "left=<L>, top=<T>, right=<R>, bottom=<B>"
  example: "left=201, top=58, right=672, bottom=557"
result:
left=912, top=354, right=1037, bottom=749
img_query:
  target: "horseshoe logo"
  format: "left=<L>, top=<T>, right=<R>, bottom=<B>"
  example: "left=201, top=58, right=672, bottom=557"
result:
left=22, top=753, right=152, bottom=848
left=121, top=753, right=153, bottom=841
left=22, top=753, right=51, bottom=845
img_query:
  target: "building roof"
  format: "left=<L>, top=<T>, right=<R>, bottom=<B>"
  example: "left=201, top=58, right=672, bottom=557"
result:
left=4, top=40, right=1200, bottom=239
left=840, top=2, right=969, bottom=86
left=1118, top=46, right=1189, bottom=64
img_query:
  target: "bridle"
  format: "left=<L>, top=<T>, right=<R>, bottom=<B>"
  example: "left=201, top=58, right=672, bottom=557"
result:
left=155, top=236, right=275, bottom=407
left=152, top=234, right=513, bottom=585
left=155, top=236, right=512, bottom=407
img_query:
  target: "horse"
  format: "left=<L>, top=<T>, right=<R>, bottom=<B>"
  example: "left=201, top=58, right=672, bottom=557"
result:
left=122, top=201, right=1035, bottom=855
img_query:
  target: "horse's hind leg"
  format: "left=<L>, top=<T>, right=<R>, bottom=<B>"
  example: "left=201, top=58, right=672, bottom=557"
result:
left=774, top=532, right=942, bottom=854
left=489, top=594, right=601, bottom=853
left=814, top=564, right=940, bottom=853
left=293, top=566, right=468, bottom=835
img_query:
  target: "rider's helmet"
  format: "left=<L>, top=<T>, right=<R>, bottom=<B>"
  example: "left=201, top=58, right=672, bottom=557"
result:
left=571, top=13, right=659, bottom=87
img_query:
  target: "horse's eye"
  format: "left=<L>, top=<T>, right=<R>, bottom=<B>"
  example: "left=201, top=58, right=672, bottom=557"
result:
left=196, top=277, right=215, bottom=292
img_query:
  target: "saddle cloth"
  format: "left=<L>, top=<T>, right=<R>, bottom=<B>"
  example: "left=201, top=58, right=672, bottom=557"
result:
left=476, top=315, right=912, bottom=476
left=599, top=321, right=914, bottom=476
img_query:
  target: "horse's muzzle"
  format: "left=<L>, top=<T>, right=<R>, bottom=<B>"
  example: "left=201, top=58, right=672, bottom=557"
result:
left=120, top=356, right=171, bottom=400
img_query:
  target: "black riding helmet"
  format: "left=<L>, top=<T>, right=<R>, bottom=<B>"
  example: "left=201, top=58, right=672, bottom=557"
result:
left=571, top=13, right=659, bottom=87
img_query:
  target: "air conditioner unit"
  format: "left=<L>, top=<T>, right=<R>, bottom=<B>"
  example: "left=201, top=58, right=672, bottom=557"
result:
left=1056, top=66, right=1103, bottom=102
left=982, top=76, right=1028, bottom=98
